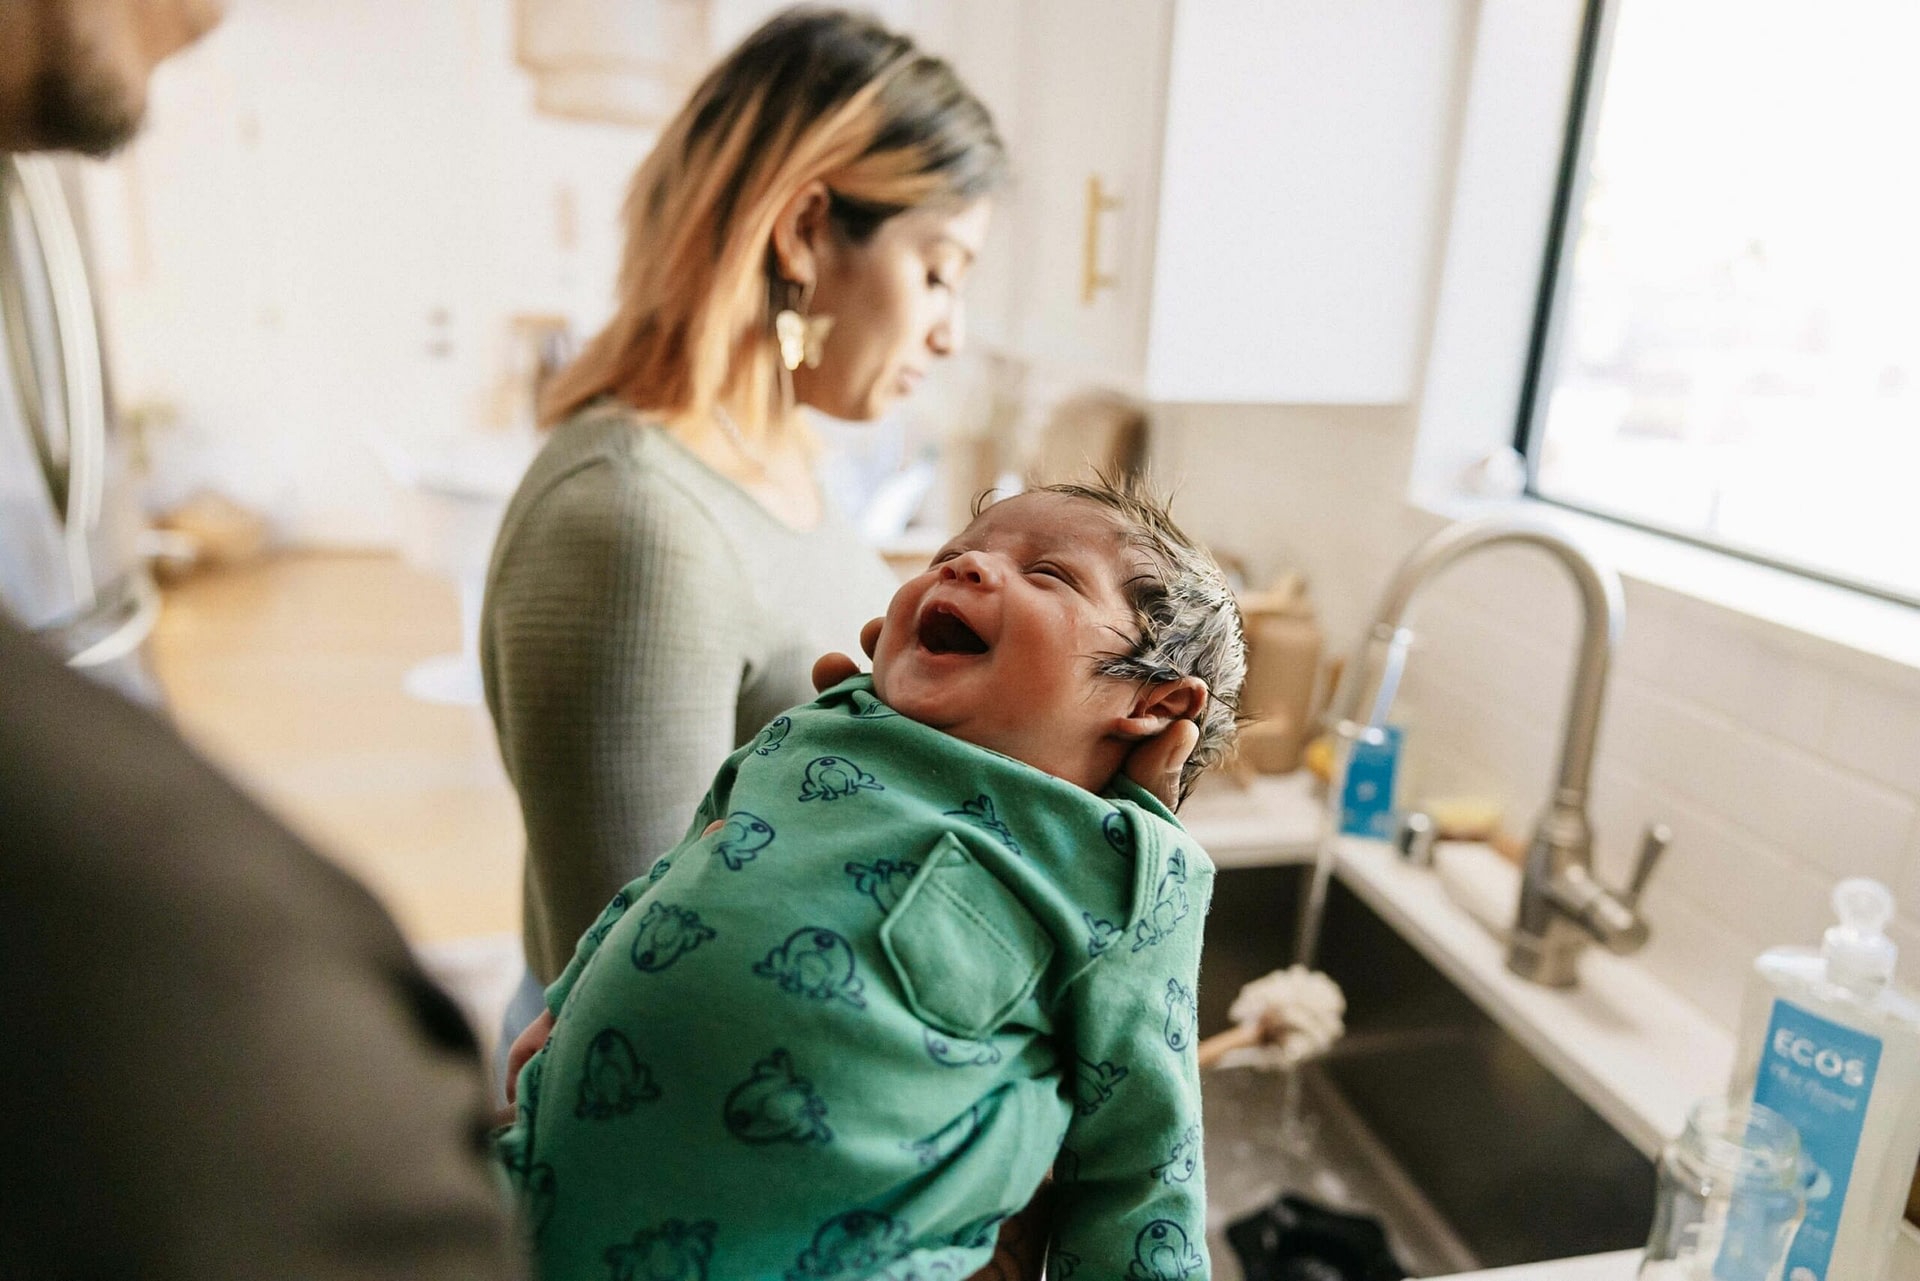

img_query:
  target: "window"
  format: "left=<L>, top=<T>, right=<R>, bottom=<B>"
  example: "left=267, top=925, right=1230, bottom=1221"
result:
left=1518, top=0, right=1920, bottom=607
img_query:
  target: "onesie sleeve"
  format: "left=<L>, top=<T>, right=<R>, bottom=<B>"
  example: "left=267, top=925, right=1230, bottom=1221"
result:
left=1049, top=844, right=1212, bottom=1281
left=484, top=456, right=747, bottom=982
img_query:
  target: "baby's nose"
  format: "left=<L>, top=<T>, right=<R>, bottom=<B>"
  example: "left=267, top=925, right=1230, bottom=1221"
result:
left=939, top=550, right=998, bottom=585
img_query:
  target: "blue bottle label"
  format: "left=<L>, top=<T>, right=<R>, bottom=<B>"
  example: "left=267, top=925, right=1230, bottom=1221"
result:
left=1339, top=726, right=1401, bottom=839
left=1742, top=998, right=1882, bottom=1281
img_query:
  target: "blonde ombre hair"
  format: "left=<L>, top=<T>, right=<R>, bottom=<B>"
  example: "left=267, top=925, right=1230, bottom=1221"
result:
left=540, top=7, right=1005, bottom=445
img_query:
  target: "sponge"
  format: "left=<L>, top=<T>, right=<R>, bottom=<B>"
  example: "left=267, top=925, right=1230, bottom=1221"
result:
left=1425, top=796, right=1502, bottom=841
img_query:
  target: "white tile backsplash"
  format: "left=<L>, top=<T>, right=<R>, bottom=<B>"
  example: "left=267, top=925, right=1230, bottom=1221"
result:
left=1157, top=402, right=1920, bottom=1031
left=1822, top=674, right=1920, bottom=795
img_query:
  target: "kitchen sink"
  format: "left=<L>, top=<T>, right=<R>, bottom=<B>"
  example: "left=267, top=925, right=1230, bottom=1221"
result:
left=1198, top=866, right=1656, bottom=1277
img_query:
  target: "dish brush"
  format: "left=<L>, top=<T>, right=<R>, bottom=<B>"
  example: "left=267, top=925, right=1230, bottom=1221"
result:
left=1196, top=965, right=1346, bottom=1071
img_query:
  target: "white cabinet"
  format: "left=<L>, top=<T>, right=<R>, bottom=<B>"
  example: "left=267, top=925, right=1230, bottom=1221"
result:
left=963, top=1, right=1467, bottom=405
left=998, top=0, right=1173, bottom=384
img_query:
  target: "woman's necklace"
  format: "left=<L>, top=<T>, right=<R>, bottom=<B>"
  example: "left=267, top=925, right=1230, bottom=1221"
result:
left=713, top=404, right=768, bottom=479
left=709, top=404, right=820, bottom=530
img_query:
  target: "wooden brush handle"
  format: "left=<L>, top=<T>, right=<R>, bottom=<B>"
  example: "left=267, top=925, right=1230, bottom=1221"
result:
left=1195, top=1022, right=1267, bottom=1070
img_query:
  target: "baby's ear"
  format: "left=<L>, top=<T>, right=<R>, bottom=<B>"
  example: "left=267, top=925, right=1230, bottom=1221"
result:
left=1113, top=676, right=1208, bottom=741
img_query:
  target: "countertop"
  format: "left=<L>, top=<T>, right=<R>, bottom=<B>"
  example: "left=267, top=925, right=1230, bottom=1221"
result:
left=1175, top=772, right=1920, bottom=1281
left=1428, top=1252, right=1637, bottom=1281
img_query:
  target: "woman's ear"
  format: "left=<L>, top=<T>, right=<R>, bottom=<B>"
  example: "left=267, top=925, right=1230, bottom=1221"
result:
left=769, top=180, right=833, bottom=289
left=1112, top=676, right=1208, bottom=742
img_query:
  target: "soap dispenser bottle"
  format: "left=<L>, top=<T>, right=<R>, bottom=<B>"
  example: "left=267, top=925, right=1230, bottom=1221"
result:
left=1728, top=878, right=1920, bottom=1281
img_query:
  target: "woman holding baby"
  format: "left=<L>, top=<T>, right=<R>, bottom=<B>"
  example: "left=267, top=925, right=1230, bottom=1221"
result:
left=483, top=6, right=1200, bottom=1276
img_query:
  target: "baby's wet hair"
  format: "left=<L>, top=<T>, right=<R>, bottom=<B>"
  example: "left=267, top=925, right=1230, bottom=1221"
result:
left=1024, top=476, right=1247, bottom=805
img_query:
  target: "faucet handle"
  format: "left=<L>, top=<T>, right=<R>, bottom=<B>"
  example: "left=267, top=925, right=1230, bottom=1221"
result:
left=1622, top=823, right=1671, bottom=910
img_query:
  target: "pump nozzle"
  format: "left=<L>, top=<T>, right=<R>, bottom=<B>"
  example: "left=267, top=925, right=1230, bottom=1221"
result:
left=1825, top=877, right=1898, bottom=994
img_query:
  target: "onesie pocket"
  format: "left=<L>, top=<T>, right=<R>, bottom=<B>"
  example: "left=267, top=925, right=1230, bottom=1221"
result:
left=878, top=833, right=1056, bottom=1041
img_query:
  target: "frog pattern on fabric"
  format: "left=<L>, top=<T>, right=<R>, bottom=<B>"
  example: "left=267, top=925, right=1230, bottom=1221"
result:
left=713, top=812, right=777, bottom=870
left=754, top=716, right=792, bottom=756
left=723, top=1049, right=832, bottom=1146
left=924, top=1027, right=1003, bottom=1068
left=903, top=1104, right=983, bottom=1167
left=1102, top=811, right=1133, bottom=856
left=942, top=795, right=1021, bottom=856
left=647, top=856, right=673, bottom=886
left=605, top=1220, right=718, bottom=1281
left=797, top=756, right=884, bottom=802
left=753, top=927, right=867, bottom=1009
left=1162, top=980, right=1198, bottom=1052
left=845, top=858, right=919, bottom=914
left=583, top=891, right=632, bottom=948
left=1083, top=912, right=1124, bottom=958
left=786, top=1209, right=911, bottom=1281
left=630, top=902, right=717, bottom=973
left=1152, top=1124, right=1201, bottom=1185
left=1073, top=1057, right=1129, bottom=1116
left=576, top=1028, right=662, bottom=1119
left=1131, top=850, right=1189, bottom=952
left=1128, top=1221, right=1203, bottom=1281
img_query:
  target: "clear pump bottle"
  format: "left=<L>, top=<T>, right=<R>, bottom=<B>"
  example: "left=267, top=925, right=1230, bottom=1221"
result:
left=1728, top=879, right=1920, bottom=1281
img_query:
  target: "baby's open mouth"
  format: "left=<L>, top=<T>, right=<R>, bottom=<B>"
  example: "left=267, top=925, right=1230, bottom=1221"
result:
left=917, top=604, right=988, bottom=655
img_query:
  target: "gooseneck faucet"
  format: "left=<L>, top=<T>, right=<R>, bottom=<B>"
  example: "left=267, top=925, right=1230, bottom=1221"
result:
left=1327, top=515, right=1670, bottom=987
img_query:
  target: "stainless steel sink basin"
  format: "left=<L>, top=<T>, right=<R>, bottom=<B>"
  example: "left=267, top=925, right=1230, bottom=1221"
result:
left=1198, top=866, right=1656, bottom=1277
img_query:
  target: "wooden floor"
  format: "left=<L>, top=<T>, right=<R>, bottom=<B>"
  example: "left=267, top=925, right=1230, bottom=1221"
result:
left=151, top=553, right=522, bottom=944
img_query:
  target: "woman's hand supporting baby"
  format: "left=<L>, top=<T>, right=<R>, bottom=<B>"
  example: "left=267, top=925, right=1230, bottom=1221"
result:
left=810, top=617, right=1199, bottom=809
left=503, top=1008, right=555, bottom=1111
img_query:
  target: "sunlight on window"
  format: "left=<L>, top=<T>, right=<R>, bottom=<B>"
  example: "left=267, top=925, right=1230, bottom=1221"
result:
left=1530, top=0, right=1920, bottom=603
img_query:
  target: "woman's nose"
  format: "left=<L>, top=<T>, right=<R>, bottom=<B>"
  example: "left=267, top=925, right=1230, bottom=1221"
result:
left=929, top=300, right=964, bottom=358
left=939, top=549, right=997, bottom=585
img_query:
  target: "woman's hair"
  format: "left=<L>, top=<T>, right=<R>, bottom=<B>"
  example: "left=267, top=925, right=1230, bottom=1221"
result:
left=1026, top=478, right=1249, bottom=807
left=539, top=6, right=1006, bottom=439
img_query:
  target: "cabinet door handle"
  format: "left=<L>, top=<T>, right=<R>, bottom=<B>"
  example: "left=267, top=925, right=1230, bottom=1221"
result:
left=1081, top=174, right=1121, bottom=305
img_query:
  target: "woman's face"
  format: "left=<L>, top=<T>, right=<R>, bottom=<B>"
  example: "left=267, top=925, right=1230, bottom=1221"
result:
left=794, top=198, right=992, bottom=422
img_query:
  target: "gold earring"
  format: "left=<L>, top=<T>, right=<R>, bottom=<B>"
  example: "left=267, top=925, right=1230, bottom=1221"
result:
left=774, top=282, right=834, bottom=372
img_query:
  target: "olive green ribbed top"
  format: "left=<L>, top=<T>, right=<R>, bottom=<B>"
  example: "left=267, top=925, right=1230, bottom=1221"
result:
left=480, top=402, right=897, bottom=982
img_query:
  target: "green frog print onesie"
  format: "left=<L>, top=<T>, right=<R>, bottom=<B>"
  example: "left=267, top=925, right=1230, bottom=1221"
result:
left=496, top=676, right=1213, bottom=1281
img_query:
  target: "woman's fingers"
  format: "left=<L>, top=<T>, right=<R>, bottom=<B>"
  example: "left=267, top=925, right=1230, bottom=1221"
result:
left=810, top=651, right=860, bottom=693
left=504, top=1009, right=556, bottom=1107
left=1123, top=717, right=1198, bottom=808
left=810, top=618, right=884, bottom=693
